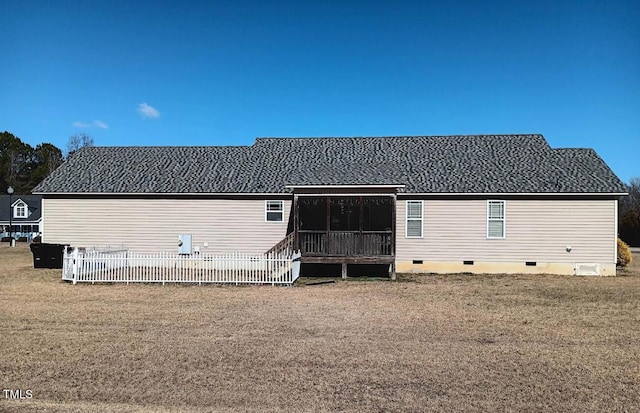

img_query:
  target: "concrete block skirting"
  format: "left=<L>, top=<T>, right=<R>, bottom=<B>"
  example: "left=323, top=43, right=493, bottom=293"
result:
left=396, top=261, right=617, bottom=276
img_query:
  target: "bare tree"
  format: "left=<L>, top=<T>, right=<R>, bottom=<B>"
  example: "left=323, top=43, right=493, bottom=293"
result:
left=66, top=133, right=94, bottom=158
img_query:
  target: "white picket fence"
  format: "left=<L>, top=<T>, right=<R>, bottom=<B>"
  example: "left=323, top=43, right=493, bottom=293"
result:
left=62, top=247, right=301, bottom=286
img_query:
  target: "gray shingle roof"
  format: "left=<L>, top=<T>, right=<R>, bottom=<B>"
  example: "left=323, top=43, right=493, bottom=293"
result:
left=32, top=135, right=626, bottom=194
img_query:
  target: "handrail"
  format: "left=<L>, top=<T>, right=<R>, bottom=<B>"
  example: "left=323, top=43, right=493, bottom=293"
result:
left=264, top=232, right=295, bottom=256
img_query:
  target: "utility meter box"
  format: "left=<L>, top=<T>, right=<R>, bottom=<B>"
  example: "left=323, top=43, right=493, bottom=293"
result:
left=178, top=234, right=192, bottom=255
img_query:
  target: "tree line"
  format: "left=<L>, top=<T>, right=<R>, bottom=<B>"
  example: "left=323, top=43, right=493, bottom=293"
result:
left=0, top=131, right=93, bottom=194
left=619, top=178, right=640, bottom=246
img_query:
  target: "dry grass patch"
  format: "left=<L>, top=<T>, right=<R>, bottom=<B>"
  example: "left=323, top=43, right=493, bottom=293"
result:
left=1, top=244, right=639, bottom=412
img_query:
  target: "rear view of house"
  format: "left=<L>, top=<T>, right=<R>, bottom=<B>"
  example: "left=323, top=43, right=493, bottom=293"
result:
left=33, top=134, right=626, bottom=276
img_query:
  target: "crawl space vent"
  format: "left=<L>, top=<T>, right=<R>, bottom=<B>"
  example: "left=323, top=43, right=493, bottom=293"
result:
left=575, top=263, right=601, bottom=276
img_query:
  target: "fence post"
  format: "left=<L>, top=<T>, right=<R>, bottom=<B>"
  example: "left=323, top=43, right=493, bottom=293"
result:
left=270, top=252, right=275, bottom=286
left=72, top=247, right=79, bottom=284
left=234, top=252, right=239, bottom=286
left=291, top=250, right=301, bottom=284
left=62, top=246, right=68, bottom=281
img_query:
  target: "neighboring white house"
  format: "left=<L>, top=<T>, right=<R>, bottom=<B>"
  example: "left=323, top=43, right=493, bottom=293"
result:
left=0, top=195, right=43, bottom=241
left=32, top=134, right=627, bottom=276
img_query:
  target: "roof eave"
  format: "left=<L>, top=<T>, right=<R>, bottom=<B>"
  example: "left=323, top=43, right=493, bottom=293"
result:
left=32, top=191, right=291, bottom=196
left=402, top=192, right=629, bottom=196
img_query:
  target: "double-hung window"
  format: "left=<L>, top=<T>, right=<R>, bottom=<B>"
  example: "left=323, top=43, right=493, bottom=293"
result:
left=406, top=200, right=423, bottom=238
left=487, top=200, right=506, bottom=239
left=265, top=200, right=284, bottom=222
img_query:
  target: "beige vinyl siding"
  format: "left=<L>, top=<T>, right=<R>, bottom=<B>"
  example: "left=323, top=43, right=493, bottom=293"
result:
left=397, top=199, right=616, bottom=264
left=43, top=198, right=291, bottom=254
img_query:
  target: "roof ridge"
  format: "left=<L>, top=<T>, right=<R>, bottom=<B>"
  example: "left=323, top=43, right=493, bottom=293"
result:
left=255, top=134, right=543, bottom=140
left=86, top=145, right=250, bottom=149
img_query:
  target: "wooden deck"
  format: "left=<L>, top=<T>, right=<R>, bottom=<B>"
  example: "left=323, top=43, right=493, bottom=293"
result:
left=296, top=230, right=395, bottom=278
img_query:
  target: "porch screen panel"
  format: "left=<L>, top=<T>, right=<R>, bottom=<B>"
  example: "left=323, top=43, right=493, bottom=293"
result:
left=330, top=198, right=360, bottom=231
left=299, top=198, right=327, bottom=230
left=363, top=197, right=393, bottom=231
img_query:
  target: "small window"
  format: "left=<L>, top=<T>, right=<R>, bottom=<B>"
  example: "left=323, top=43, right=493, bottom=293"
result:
left=487, top=200, right=505, bottom=239
left=406, top=200, right=423, bottom=238
left=265, top=200, right=284, bottom=222
left=14, top=203, right=27, bottom=218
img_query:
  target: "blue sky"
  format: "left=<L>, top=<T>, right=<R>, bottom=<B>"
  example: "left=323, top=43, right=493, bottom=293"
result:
left=1, top=0, right=638, bottom=183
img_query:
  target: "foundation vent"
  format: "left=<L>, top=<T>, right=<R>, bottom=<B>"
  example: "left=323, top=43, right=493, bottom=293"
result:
left=463, top=261, right=474, bottom=265
left=526, top=262, right=537, bottom=266
left=412, top=260, right=423, bottom=265
left=575, top=263, right=601, bottom=276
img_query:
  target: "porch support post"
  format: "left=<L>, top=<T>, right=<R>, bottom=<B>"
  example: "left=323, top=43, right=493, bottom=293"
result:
left=342, top=262, right=348, bottom=279
left=359, top=195, right=364, bottom=255
left=391, top=193, right=397, bottom=280
left=325, top=196, right=330, bottom=252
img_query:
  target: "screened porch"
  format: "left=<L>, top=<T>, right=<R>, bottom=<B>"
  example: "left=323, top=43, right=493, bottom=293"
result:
left=295, top=196, right=395, bottom=260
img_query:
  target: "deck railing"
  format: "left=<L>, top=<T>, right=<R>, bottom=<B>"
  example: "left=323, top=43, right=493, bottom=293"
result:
left=265, top=232, right=295, bottom=256
left=63, top=247, right=301, bottom=286
left=298, top=231, right=393, bottom=256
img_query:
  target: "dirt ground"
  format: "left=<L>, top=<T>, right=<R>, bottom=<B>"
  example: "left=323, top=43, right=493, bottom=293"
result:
left=1, top=244, right=639, bottom=412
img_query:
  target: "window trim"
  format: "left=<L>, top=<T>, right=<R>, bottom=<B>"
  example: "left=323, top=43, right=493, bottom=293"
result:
left=487, top=200, right=506, bottom=239
left=13, top=201, right=28, bottom=219
left=265, top=200, right=284, bottom=223
left=405, top=200, right=423, bottom=238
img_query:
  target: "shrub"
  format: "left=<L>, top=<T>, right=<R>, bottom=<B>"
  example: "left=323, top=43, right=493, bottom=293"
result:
left=617, top=238, right=633, bottom=267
